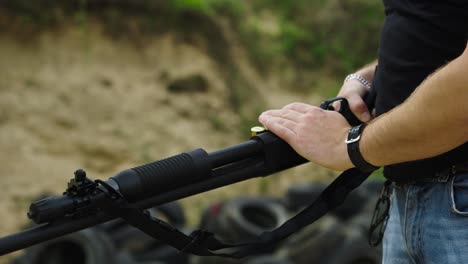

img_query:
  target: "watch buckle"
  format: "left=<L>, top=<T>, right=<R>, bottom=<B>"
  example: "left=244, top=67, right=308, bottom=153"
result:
left=345, top=135, right=361, bottom=144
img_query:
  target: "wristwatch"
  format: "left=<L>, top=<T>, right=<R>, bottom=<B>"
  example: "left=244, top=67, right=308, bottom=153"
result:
left=346, top=124, right=379, bottom=173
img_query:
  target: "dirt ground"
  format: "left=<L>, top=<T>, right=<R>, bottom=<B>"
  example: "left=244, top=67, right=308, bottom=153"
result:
left=0, top=26, right=336, bottom=262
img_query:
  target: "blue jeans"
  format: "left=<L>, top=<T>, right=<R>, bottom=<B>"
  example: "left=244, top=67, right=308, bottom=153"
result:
left=382, top=171, right=468, bottom=264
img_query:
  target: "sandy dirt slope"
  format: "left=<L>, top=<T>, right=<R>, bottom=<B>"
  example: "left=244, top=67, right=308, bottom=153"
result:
left=0, top=26, right=332, bottom=262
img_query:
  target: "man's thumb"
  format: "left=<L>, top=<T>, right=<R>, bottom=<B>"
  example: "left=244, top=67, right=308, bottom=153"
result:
left=349, top=94, right=371, bottom=122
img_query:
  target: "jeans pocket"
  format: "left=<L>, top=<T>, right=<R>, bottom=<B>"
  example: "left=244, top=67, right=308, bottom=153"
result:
left=450, top=172, right=468, bottom=216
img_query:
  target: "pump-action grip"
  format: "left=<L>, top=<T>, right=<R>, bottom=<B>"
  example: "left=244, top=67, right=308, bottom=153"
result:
left=112, top=149, right=212, bottom=202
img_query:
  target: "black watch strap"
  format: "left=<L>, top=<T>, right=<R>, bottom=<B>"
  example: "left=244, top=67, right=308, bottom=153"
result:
left=346, top=124, right=379, bottom=173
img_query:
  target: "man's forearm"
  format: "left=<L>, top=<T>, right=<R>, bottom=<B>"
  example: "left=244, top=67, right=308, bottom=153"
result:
left=361, top=49, right=468, bottom=166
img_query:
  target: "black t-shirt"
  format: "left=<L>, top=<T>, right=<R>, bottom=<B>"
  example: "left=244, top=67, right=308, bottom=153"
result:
left=372, top=0, right=468, bottom=181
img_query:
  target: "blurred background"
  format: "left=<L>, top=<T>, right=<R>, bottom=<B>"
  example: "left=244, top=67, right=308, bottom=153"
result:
left=0, top=0, right=385, bottom=263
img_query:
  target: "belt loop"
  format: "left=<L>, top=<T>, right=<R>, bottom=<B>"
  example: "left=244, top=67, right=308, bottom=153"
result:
left=436, top=166, right=455, bottom=183
left=435, top=165, right=455, bottom=183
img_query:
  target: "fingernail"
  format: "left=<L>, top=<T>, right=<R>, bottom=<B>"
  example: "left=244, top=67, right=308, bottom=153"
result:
left=361, top=112, right=371, bottom=122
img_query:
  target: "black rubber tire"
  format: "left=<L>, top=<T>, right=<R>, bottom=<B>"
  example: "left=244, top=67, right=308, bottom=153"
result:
left=331, top=188, right=368, bottom=221
left=116, top=252, right=137, bottom=264
left=110, top=227, right=155, bottom=253
left=10, top=255, right=29, bottom=264
left=279, top=215, right=345, bottom=264
left=198, top=201, right=224, bottom=233
left=115, top=252, right=167, bottom=264
left=190, top=255, right=243, bottom=264
left=97, top=201, right=186, bottom=255
left=23, top=228, right=117, bottom=264
left=284, top=183, right=327, bottom=211
left=244, top=255, right=293, bottom=264
left=326, top=228, right=382, bottom=264
left=285, top=182, right=369, bottom=221
left=217, top=197, right=289, bottom=243
left=362, top=180, right=385, bottom=197
left=133, top=245, right=188, bottom=263
left=149, top=201, right=186, bottom=227
left=190, top=197, right=288, bottom=264
left=98, top=219, right=128, bottom=233
left=199, top=197, right=289, bottom=243
left=192, top=201, right=240, bottom=264
left=99, top=202, right=185, bottom=233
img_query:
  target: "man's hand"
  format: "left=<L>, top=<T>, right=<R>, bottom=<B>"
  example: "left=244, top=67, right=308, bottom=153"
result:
left=259, top=102, right=354, bottom=171
left=334, top=61, right=378, bottom=122
left=335, top=79, right=372, bottom=122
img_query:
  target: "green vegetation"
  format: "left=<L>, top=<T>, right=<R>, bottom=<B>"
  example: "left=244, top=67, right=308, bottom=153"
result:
left=169, top=0, right=244, bottom=17
left=370, top=167, right=386, bottom=181
left=244, top=0, right=384, bottom=76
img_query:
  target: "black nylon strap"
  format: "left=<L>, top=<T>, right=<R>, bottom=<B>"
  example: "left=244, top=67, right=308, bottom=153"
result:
left=96, top=167, right=372, bottom=259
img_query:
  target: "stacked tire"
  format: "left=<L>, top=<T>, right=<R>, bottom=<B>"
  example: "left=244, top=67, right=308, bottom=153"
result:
left=193, top=197, right=292, bottom=264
